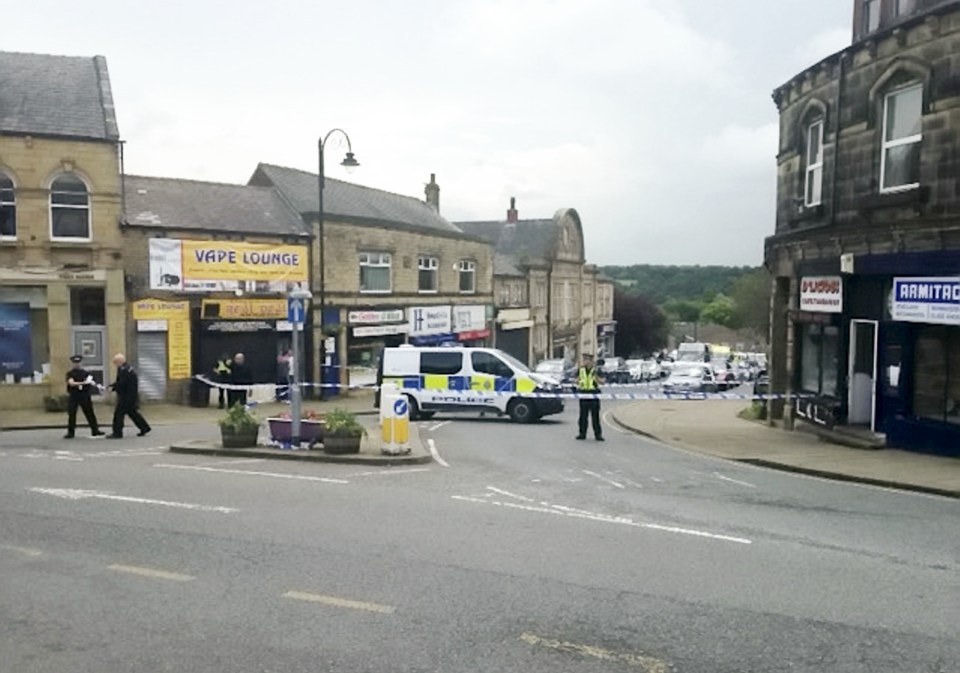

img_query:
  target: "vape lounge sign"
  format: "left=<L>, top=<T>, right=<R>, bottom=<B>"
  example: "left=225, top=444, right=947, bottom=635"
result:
left=892, top=277, right=960, bottom=326
left=800, top=276, right=842, bottom=313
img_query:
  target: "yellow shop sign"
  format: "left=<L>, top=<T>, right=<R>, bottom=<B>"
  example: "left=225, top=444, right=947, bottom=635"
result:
left=201, top=298, right=288, bottom=320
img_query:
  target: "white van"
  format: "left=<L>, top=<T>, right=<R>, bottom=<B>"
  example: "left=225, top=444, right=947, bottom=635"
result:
left=375, top=346, right=565, bottom=423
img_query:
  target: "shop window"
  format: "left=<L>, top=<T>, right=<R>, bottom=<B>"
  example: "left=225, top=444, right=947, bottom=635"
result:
left=70, top=287, right=105, bottom=325
left=881, top=83, right=922, bottom=193
left=420, top=351, right=462, bottom=375
left=418, top=256, right=438, bottom=293
left=0, top=174, right=15, bottom=239
left=359, top=252, right=391, bottom=293
left=0, top=288, right=49, bottom=383
left=458, top=260, right=475, bottom=294
left=50, top=174, right=91, bottom=240
left=913, top=326, right=960, bottom=424
left=799, top=324, right=839, bottom=396
left=804, top=119, right=824, bottom=206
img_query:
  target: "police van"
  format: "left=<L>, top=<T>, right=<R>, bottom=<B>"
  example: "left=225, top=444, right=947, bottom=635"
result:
left=375, top=346, right=565, bottom=423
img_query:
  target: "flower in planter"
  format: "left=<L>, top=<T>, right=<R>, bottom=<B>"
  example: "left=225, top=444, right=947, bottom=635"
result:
left=218, top=403, right=260, bottom=432
left=323, top=407, right=366, bottom=437
left=276, top=409, right=324, bottom=421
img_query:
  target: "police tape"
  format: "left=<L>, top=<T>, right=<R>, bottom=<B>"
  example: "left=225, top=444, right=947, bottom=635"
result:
left=193, top=375, right=790, bottom=401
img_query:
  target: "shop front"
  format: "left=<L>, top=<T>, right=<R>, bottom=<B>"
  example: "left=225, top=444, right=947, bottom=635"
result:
left=345, top=308, right=408, bottom=388
left=793, top=276, right=843, bottom=429
left=453, top=304, right=491, bottom=346
left=495, top=307, right=533, bottom=365
left=408, top=305, right=455, bottom=346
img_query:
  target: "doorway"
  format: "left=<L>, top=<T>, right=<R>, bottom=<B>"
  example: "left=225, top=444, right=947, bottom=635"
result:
left=848, top=319, right=878, bottom=430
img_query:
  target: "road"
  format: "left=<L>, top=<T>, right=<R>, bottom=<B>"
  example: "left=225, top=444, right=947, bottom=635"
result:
left=1, top=390, right=958, bottom=672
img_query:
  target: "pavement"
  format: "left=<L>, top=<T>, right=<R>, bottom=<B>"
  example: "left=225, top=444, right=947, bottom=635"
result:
left=611, top=398, right=960, bottom=498
left=0, top=389, right=432, bottom=466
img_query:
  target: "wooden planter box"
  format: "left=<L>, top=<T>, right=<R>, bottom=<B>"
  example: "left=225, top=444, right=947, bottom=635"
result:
left=267, top=418, right=325, bottom=445
left=220, top=426, right=260, bottom=449
left=322, top=433, right=362, bottom=455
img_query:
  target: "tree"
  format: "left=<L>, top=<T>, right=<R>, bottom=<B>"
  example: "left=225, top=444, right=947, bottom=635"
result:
left=663, top=298, right=704, bottom=323
left=700, top=293, right=742, bottom=329
left=613, top=287, right=669, bottom=356
left=729, top=267, right=771, bottom=338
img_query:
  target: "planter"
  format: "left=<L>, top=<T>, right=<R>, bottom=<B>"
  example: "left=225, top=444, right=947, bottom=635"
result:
left=322, top=433, right=362, bottom=455
left=268, top=418, right=325, bottom=445
left=44, top=395, right=70, bottom=412
left=220, top=425, right=260, bottom=449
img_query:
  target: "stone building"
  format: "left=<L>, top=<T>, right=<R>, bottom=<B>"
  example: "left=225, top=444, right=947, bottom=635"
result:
left=765, top=0, right=960, bottom=456
left=120, top=175, right=311, bottom=402
left=250, top=165, right=495, bottom=388
left=0, top=52, right=124, bottom=410
left=458, top=199, right=615, bottom=366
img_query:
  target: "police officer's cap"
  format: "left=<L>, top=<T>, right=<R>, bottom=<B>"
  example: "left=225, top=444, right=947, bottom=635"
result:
left=69, top=355, right=83, bottom=363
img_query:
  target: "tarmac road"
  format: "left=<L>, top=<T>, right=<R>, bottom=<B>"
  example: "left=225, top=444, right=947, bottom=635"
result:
left=0, top=396, right=957, bottom=673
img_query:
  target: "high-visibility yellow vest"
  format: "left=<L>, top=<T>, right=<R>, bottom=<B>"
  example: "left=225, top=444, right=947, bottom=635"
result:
left=215, top=359, right=232, bottom=375
left=577, top=366, right=599, bottom=391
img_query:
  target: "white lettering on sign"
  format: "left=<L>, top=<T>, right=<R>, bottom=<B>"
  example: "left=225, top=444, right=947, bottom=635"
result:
left=892, top=277, right=960, bottom=326
left=799, top=276, right=842, bottom=314
left=348, top=309, right=405, bottom=324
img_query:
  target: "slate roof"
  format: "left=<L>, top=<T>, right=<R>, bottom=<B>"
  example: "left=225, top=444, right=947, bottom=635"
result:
left=457, top=219, right=558, bottom=261
left=494, top=252, right=525, bottom=276
left=123, top=175, right=309, bottom=237
left=0, top=51, right=119, bottom=140
left=250, top=163, right=465, bottom=236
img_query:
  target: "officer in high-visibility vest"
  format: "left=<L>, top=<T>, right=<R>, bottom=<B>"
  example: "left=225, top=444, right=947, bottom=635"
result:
left=575, top=353, right=604, bottom=441
left=213, top=353, right=233, bottom=409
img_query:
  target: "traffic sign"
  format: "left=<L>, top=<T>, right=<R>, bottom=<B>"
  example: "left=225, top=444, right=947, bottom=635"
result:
left=287, top=297, right=306, bottom=324
left=393, top=398, right=408, bottom=416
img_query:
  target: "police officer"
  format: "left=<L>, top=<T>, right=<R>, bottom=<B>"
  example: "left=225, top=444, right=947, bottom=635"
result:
left=213, top=353, right=233, bottom=409
left=108, top=353, right=151, bottom=438
left=575, top=353, right=604, bottom=441
left=64, top=355, right=104, bottom=439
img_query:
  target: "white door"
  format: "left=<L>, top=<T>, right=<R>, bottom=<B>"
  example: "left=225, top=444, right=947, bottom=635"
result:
left=847, top=320, right=878, bottom=430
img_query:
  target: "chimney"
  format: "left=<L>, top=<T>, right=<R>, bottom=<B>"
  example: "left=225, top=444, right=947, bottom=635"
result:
left=506, top=196, right=518, bottom=223
left=425, top=173, right=440, bottom=212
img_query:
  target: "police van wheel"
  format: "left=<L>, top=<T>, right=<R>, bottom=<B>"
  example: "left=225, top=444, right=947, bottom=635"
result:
left=419, top=411, right=436, bottom=420
left=406, top=395, right=422, bottom=421
left=508, top=399, right=535, bottom=424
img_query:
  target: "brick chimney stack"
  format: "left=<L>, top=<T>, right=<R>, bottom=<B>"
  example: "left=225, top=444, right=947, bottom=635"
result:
left=506, top=196, right=518, bottom=223
left=425, top=173, right=440, bottom=212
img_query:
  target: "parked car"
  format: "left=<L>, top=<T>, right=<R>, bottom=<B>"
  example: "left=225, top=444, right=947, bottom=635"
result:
left=534, top=359, right=576, bottom=390
left=599, top=356, right=631, bottom=384
left=662, top=364, right=719, bottom=395
left=626, top=358, right=659, bottom=382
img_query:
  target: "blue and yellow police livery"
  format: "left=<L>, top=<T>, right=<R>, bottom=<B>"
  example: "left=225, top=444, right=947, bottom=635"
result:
left=376, top=346, right=565, bottom=423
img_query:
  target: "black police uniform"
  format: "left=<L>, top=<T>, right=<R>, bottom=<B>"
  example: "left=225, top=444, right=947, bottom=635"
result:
left=65, top=357, right=103, bottom=438
left=109, top=362, right=151, bottom=438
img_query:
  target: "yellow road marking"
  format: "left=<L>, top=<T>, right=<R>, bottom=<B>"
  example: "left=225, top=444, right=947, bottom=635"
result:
left=108, top=564, right=196, bottom=582
left=519, top=632, right=669, bottom=672
left=282, top=590, right=396, bottom=614
left=1, top=545, right=43, bottom=557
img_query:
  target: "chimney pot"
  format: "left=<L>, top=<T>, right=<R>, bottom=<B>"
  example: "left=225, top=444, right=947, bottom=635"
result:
left=425, top=174, right=440, bottom=213
left=506, top=196, right=518, bottom=223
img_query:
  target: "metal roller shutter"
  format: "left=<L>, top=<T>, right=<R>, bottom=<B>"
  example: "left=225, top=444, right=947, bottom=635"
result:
left=137, top=332, right=167, bottom=400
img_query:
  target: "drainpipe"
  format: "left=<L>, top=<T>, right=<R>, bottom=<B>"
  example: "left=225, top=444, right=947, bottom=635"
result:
left=830, top=54, right=846, bottom=226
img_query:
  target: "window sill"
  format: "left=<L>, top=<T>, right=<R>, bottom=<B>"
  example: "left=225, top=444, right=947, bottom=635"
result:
left=50, top=238, right=94, bottom=245
left=359, top=290, right=392, bottom=295
left=418, top=290, right=438, bottom=295
left=858, top=186, right=928, bottom=213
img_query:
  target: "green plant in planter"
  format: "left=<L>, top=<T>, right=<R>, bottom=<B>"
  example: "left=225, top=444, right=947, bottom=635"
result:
left=322, top=407, right=366, bottom=454
left=218, top=403, right=261, bottom=448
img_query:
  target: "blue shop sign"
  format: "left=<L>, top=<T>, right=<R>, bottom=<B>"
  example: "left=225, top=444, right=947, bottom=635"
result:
left=891, top=277, right=960, bottom=326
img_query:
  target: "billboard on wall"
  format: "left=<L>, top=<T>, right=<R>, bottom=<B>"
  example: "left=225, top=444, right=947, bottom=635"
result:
left=149, top=239, right=309, bottom=292
left=0, top=303, right=32, bottom=376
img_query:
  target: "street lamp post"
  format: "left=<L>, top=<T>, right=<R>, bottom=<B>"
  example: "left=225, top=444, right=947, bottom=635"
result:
left=288, top=286, right=312, bottom=446
left=317, top=129, right=360, bottom=400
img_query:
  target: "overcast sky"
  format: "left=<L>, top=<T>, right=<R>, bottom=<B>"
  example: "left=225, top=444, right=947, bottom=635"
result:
left=6, top=0, right=851, bottom=266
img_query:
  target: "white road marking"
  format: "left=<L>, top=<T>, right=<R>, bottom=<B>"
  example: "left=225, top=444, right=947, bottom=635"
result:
left=153, top=463, right=348, bottom=484
left=649, top=477, right=663, bottom=483
left=713, top=472, right=757, bottom=488
left=426, top=421, right=450, bottom=432
left=28, top=487, right=238, bottom=514
left=486, top=486, right=534, bottom=502
left=347, top=467, right=431, bottom=478
left=108, top=564, right=195, bottom=582
left=282, top=591, right=396, bottom=614
left=427, top=438, right=450, bottom=467
left=198, top=458, right=267, bottom=467
left=582, top=469, right=625, bottom=489
left=519, top=632, right=668, bottom=672
left=451, top=495, right=752, bottom=545
left=0, top=544, right=43, bottom=557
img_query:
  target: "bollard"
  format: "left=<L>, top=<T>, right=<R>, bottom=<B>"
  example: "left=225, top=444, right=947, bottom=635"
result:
left=379, top=382, right=410, bottom=455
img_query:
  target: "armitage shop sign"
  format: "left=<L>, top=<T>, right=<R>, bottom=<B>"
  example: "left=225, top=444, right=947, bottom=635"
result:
left=892, top=277, right=960, bottom=326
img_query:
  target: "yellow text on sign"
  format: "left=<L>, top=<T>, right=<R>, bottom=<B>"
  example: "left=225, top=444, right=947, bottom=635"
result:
left=132, top=299, right=189, bottom=320
left=202, top=298, right=288, bottom=320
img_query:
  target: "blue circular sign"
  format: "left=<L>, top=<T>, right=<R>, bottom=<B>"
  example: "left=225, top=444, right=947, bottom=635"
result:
left=393, top=398, right=408, bottom=416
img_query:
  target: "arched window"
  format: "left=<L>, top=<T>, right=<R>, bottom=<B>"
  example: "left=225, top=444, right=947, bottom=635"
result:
left=50, top=174, right=90, bottom=239
left=0, top=174, right=14, bottom=239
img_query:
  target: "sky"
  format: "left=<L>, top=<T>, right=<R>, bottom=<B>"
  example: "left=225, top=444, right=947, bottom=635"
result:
left=5, top=0, right=851, bottom=267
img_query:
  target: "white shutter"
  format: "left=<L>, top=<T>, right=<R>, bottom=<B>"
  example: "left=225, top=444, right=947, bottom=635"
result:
left=137, top=332, right=167, bottom=400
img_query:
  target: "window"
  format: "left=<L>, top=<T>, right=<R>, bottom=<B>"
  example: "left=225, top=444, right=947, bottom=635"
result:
left=420, top=351, right=462, bottom=376
left=458, top=260, right=475, bottom=294
left=913, top=326, right=960, bottom=424
left=864, top=0, right=880, bottom=33
left=0, top=174, right=15, bottom=239
left=583, top=282, right=593, bottom=306
left=805, top=120, right=824, bottom=206
left=799, top=324, right=839, bottom=396
left=418, top=256, right=438, bottom=293
left=50, top=174, right=91, bottom=240
left=881, top=84, right=922, bottom=192
left=70, top=287, right=105, bottom=325
left=359, top=252, right=391, bottom=293
left=894, top=0, right=915, bottom=16
left=471, top=352, right=512, bottom=378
